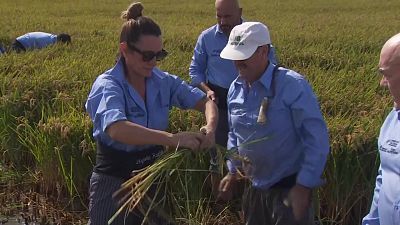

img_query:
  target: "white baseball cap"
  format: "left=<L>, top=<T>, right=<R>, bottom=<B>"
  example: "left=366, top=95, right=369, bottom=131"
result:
left=220, top=22, right=271, bottom=60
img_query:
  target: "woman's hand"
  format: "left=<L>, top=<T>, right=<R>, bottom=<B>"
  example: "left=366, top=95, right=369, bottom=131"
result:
left=171, top=131, right=205, bottom=151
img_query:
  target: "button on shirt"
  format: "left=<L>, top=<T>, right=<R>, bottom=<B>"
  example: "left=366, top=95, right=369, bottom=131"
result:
left=189, top=24, right=278, bottom=89
left=16, top=32, right=57, bottom=50
left=85, top=59, right=205, bottom=152
left=362, top=109, right=400, bottom=225
left=226, top=63, right=330, bottom=189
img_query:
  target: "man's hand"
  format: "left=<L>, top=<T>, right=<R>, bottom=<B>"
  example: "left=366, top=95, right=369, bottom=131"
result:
left=286, top=184, right=312, bottom=221
left=199, top=125, right=216, bottom=150
left=217, top=173, right=237, bottom=202
left=206, top=89, right=218, bottom=104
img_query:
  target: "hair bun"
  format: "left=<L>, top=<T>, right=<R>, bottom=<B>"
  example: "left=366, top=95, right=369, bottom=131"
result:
left=121, top=2, right=144, bottom=20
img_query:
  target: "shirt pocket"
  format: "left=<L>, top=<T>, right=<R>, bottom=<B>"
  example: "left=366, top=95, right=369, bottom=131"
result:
left=230, top=107, right=251, bottom=125
left=209, top=49, right=223, bottom=58
left=209, top=49, right=224, bottom=68
left=126, top=104, right=146, bottom=126
left=260, top=103, right=292, bottom=130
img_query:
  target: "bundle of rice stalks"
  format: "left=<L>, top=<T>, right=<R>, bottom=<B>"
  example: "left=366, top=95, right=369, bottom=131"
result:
left=110, top=136, right=269, bottom=225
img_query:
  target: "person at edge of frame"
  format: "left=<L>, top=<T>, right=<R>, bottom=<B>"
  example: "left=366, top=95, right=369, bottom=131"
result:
left=362, top=33, right=400, bottom=225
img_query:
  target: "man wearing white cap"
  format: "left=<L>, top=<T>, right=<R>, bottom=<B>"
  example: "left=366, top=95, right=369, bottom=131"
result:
left=218, top=22, right=330, bottom=225
left=362, top=33, right=400, bottom=225
left=189, top=0, right=278, bottom=199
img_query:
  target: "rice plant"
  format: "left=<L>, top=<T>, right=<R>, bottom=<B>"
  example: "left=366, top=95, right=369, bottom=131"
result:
left=1, top=0, right=399, bottom=224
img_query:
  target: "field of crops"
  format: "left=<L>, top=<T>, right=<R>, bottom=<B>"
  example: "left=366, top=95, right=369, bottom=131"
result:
left=1, top=0, right=400, bottom=224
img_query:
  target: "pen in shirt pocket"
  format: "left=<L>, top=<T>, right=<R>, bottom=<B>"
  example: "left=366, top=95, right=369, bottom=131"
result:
left=257, top=97, right=269, bottom=124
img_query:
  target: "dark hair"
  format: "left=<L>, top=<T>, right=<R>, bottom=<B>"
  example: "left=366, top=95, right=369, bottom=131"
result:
left=119, top=2, right=161, bottom=45
left=57, top=33, right=71, bottom=44
left=121, top=2, right=143, bottom=20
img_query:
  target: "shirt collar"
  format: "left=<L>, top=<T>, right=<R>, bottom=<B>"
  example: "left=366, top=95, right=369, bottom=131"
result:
left=215, top=24, right=224, bottom=35
left=108, top=58, right=125, bottom=81
left=215, top=18, right=244, bottom=36
left=233, top=63, right=277, bottom=96
left=108, top=58, right=164, bottom=110
left=258, top=63, right=276, bottom=92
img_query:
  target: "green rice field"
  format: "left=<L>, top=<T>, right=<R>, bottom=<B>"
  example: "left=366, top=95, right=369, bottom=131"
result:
left=1, top=0, right=400, bottom=224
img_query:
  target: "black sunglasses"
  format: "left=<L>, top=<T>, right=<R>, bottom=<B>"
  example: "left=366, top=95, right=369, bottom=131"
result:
left=128, top=43, right=168, bottom=62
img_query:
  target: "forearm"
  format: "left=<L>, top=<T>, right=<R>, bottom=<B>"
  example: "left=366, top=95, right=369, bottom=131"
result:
left=194, top=97, right=218, bottom=131
left=106, top=120, right=174, bottom=146
left=204, top=99, right=218, bottom=131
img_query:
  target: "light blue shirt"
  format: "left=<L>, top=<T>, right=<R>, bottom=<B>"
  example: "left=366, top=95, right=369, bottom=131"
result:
left=85, top=59, right=205, bottom=152
left=189, top=24, right=278, bottom=89
left=362, top=109, right=400, bottom=225
left=16, top=32, right=57, bottom=50
left=226, top=63, right=330, bottom=189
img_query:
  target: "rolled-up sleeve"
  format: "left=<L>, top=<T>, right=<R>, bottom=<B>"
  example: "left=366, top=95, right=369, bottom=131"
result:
left=189, top=33, right=207, bottom=86
left=287, top=79, right=330, bottom=188
left=85, top=78, right=127, bottom=138
left=167, top=74, right=206, bottom=109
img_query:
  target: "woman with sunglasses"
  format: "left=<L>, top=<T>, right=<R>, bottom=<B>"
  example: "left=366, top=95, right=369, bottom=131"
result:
left=85, top=2, right=218, bottom=225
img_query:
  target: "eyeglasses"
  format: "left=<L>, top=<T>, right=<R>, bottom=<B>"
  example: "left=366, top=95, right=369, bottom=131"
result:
left=377, top=67, right=394, bottom=78
left=127, top=43, right=168, bottom=62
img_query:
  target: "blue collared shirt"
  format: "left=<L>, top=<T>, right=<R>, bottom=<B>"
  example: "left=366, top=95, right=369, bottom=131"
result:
left=85, top=59, right=205, bottom=152
left=226, top=63, right=330, bottom=189
left=16, top=32, right=57, bottom=50
left=362, top=109, right=400, bottom=225
left=189, top=24, right=278, bottom=89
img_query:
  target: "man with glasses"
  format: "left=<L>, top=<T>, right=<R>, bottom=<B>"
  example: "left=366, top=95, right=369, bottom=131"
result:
left=362, top=33, right=400, bottom=225
left=189, top=0, right=278, bottom=199
left=218, top=22, right=329, bottom=225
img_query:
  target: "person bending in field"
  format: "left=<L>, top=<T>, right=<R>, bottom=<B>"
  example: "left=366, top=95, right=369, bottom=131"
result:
left=10, top=32, right=71, bottom=53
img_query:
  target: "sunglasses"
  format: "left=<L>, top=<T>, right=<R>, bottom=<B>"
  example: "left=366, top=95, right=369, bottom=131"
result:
left=128, top=43, right=168, bottom=62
